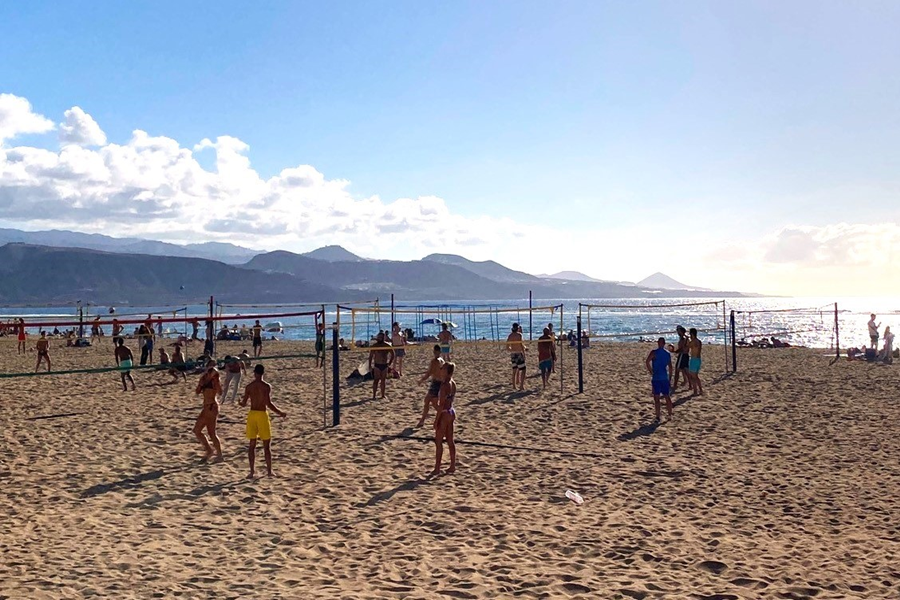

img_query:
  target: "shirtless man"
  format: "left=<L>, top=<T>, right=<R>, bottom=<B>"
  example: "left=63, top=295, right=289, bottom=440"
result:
left=368, top=331, right=395, bottom=400
left=35, top=332, right=51, bottom=372
left=111, top=318, right=123, bottom=348
left=671, top=326, right=690, bottom=390
left=537, top=327, right=556, bottom=389
left=687, top=327, right=704, bottom=396
left=438, top=323, right=454, bottom=361
left=17, top=319, right=26, bottom=355
left=416, top=344, right=445, bottom=427
left=868, top=314, right=881, bottom=349
left=114, top=338, right=136, bottom=391
left=315, top=321, right=327, bottom=368
left=391, top=322, right=407, bottom=376
left=170, top=343, right=187, bottom=381
left=194, top=360, right=224, bottom=462
left=506, top=323, right=527, bottom=390
left=240, top=364, right=287, bottom=478
left=252, top=320, right=263, bottom=357
left=222, top=354, right=246, bottom=402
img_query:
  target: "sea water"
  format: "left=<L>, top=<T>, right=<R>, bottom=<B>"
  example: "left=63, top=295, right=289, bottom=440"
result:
left=1, top=297, right=896, bottom=350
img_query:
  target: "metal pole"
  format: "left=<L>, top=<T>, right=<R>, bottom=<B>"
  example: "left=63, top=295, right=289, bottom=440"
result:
left=576, top=315, right=584, bottom=394
left=560, top=304, right=564, bottom=394
left=208, top=295, right=214, bottom=357
left=834, top=302, right=840, bottom=359
left=730, top=310, right=737, bottom=373
left=391, top=293, right=395, bottom=330
left=723, top=301, right=727, bottom=374
left=322, top=306, right=327, bottom=430
left=332, top=323, right=340, bottom=426
left=529, top=290, right=533, bottom=341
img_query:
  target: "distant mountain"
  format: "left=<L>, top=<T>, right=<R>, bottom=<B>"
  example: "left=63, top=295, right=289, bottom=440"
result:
left=302, top=245, right=365, bottom=262
left=637, top=272, right=711, bottom=291
left=0, top=244, right=349, bottom=305
left=540, top=271, right=608, bottom=283
left=0, top=228, right=258, bottom=265
left=422, top=253, right=539, bottom=283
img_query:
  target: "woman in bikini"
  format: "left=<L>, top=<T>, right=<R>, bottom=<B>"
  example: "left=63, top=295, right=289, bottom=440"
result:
left=194, top=359, right=224, bottom=461
left=431, top=361, right=457, bottom=476
left=416, top=344, right=444, bottom=428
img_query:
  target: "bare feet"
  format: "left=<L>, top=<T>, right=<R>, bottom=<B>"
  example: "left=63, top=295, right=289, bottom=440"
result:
left=445, top=467, right=455, bottom=475
left=267, top=470, right=275, bottom=477
left=428, top=469, right=441, bottom=478
left=247, top=470, right=256, bottom=479
left=415, top=420, right=425, bottom=428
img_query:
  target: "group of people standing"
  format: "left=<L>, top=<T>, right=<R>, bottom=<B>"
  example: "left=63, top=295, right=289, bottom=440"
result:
left=644, top=326, right=704, bottom=423
left=867, top=313, right=894, bottom=364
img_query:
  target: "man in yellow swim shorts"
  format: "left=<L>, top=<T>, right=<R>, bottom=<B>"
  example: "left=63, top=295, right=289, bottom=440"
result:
left=240, top=364, right=286, bottom=478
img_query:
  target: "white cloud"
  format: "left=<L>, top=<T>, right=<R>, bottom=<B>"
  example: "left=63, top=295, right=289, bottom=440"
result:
left=0, top=94, right=54, bottom=143
left=0, top=94, right=543, bottom=259
left=763, top=223, right=900, bottom=267
left=59, top=106, right=107, bottom=146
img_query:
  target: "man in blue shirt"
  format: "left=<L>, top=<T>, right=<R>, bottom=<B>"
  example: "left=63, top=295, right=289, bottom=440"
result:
left=645, top=337, right=673, bottom=422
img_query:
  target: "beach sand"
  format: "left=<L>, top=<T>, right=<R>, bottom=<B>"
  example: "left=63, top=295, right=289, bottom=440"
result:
left=1, top=336, right=899, bottom=599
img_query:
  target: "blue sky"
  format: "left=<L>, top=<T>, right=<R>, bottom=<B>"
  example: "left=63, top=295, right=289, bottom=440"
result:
left=1, top=1, right=899, bottom=295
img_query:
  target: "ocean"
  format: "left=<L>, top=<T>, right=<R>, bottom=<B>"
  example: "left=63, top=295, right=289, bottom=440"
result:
left=2, top=297, right=896, bottom=350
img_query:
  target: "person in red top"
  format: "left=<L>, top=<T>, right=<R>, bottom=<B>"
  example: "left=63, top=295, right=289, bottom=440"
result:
left=17, top=319, right=26, bottom=355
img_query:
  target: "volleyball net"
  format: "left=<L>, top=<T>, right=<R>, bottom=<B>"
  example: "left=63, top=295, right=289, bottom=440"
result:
left=338, top=302, right=566, bottom=350
left=577, top=300, right=731, bottom=373
left=731, top=303, right=839, bottom=348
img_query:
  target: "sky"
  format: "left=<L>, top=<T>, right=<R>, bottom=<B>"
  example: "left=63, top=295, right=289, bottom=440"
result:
left=1, top=1, right=899, bottom=296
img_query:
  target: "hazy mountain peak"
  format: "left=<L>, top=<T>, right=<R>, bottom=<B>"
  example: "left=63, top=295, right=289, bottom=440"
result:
left=637, top=272, right=709, bottom=291
left=302, top=245, right=364, bottom=262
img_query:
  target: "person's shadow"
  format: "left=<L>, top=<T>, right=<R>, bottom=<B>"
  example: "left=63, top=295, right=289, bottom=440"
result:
left=617, top=421, right=660, bottom=441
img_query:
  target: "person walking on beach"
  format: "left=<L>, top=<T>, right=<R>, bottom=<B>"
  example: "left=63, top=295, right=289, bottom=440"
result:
left=252, top=320, right=263, bottom=357
left=222, top=354, right=245, bottom=402
left=506, top=323, right=527, bottom=390
left=537, top=327, right=556, bottom=389
left=194, top=360, right=224, bottom=462
left=191, top=318, right=200, bottom=341
left=114, top=338, right=136, bottom=391
left=240, top=364, right=287, bottom=478
left=672, top=326, right=690, bottom=390
left=417, top=344, right=445, bottom=427
left=438, top=322, right=454, bottom=360
left=868, top=314, right=881, bottom=349
left=35, top=331, right=51, bottom=372
left=688, top=327, right=703, bottom=396
left=391, top=322, right=407, bottom=376
left=368, top=331, right=395, bottom=400
left=431, top=361, right=457, bottom=477
left=645, top=337, right=673, bottom=422
left=17, top=319, right=26, bottom=355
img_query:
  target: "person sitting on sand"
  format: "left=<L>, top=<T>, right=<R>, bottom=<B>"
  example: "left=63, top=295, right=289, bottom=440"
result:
left=240, top=364, right=287, bottom=478
left=645, top=337, right=673, bottom=422
left=688, top=328, right=703, bottom=396
left=170, top=343, right=187, bottom=381
left=506, top=323, right=527, bottom=390
left=537, top=327, right=556, bottom=389
left=114, top=338, right=136, bottom=391
left=368, top=331, right=395, bottom=400
left=194, top=360, right=224, bottom=462
left=35, top=332, right=51, bottom=372
left=159, top=346, right=171, bottom=365
left=417, top=344, right=445, bottom=428
left=431, top=361, right=457, bottom=477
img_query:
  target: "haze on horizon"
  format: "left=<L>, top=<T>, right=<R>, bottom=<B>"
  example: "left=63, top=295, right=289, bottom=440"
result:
left=1, top=1, right=898, bottom=297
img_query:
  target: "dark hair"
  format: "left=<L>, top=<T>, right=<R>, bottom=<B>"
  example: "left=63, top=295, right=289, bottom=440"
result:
left=676, top=325, right=686, bottom=334
left=689, top=327, right=698, bottom=336
left=445, top=362, right=455, bottom=376
left=512, top=323, right=519, bottom=331
left=254, top=364, right=264, bottom=375
left=442, top=323, right=448, bottom=330
left=433, top=344, right=442, bottom=352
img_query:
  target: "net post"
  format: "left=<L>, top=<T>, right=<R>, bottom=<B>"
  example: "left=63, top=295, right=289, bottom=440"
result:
left=576, top=314, right=584, bottom=394
left=528, top=291, right=533, bottom=341
left=559, top=304, right=564, bottom=394
left=332, top=322, right=340, bottom=427
left=207, top=296, right=215, bottom=357
left=730, top=310, right=737, bottom=373
left=722, top=301, right=727, bottom=374
left=834, top=302, right=840, bottom=360
left=391, top=294, right=395, bottom=331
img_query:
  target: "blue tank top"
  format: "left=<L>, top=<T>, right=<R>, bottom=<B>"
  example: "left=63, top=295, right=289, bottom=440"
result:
left=652, top=348, right=670, bottom=381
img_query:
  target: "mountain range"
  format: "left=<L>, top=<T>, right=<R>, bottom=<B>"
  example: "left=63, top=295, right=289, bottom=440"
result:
left=0, top=228, right=746, bottom=304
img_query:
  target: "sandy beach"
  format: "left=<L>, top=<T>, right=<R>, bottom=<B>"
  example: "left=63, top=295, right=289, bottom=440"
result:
left=1, top=336, right=899, bottom=599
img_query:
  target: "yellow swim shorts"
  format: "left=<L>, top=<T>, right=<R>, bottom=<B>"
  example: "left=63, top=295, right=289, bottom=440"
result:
left=246, top=410, right=272, bottom=441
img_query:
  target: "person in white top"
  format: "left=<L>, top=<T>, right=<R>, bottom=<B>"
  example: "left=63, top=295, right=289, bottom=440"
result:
left=868, top=314, right=881, bottom=348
